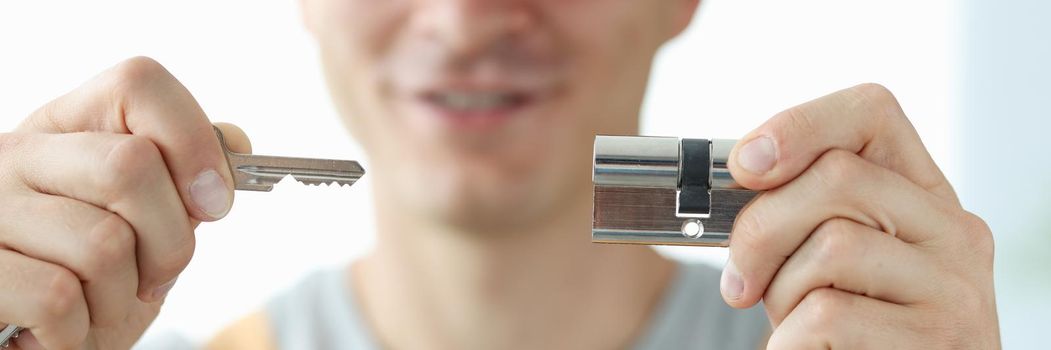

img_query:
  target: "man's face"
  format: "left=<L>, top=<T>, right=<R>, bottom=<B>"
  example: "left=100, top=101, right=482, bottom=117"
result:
left=303, top=0, right=696, bottom=232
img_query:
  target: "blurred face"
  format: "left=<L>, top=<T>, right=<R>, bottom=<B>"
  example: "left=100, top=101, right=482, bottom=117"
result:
left=303, top=0, right=696, bottom=232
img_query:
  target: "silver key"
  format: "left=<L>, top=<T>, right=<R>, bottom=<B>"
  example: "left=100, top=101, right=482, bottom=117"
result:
left=0, top=128, right=366, bottom=347
left=214, top=126, right=366, bottom=191
left=0, top=325, right=20, bottom=348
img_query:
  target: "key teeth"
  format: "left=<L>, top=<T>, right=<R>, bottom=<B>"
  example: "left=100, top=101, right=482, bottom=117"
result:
left=294, top=178, right=355, bottom=188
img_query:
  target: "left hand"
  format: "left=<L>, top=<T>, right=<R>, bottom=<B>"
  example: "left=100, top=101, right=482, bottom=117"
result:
left=723, top=83, right=1000, bottom=349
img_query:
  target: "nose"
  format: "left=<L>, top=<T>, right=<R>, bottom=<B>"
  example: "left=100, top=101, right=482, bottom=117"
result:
left=413, top=0, right=536, bottom=57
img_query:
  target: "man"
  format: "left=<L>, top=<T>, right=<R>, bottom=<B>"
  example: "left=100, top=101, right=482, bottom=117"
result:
left=0, top=0, right=1000, bottom=349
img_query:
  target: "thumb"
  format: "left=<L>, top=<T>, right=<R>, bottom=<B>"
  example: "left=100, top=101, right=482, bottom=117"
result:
left=191, top=122, right=250, bottom=230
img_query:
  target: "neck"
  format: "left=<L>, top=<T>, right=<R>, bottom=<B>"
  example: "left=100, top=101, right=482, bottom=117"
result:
left=350, top=183, right=676, bottom=350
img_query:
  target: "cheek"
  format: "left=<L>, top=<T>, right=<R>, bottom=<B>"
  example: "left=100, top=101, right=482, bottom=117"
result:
left=543, top=0, right=663, bottom=134
left=310, top=0, right=412, bottom=150
left=309, top=0, right=407, bottom=52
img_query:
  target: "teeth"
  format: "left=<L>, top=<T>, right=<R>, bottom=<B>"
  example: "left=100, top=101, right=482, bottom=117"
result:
left=433, top=92, right=514, bottom=111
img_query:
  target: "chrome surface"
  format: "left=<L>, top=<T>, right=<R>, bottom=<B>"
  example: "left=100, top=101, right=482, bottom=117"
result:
left=0, top=325, right=20, bottom=348
left=592, top=135, right=759, bottom=247
left=711, top=139, right=741, bottom=189
left=215, top=127, right=366, bottom=191
left=593, top=135, right=679, bottom=188
left=592, top=187, right=758, bottom=246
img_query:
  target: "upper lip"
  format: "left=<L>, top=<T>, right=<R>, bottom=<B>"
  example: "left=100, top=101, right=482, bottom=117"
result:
left=410, top=77, right=539, bottom=95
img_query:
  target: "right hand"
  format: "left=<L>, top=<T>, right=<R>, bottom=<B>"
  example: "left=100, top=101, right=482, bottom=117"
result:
left=0, top=57, right=252, bottom=349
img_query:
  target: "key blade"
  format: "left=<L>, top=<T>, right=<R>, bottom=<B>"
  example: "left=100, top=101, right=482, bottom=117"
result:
left=228, top=154, right=365, bottom=192
left=1, top=325, right=21, bottom=348
left=213, top=126, right=365, bottom=192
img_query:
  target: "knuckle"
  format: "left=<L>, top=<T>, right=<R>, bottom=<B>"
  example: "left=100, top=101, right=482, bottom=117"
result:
left=105, top=56, right=170, bottom=98
left=97, top=136, right=163, bottom=198
left=149, top=226, right=196, bottom=283
left=809, top=150, right=863, bottom=191
left=849, top=83, right=907, bottom=119
left=731, top=208, right=772, bottom=254
left=944, top=210, right=995, bottom=268
left=961, top=212, right=994, bottom=250
left=81, top=213, right=136, bottom=277
left=852, top=82, right=896, bottom=102
left=798, top=288, right=848, bottom=332
left=35, top=267, right=83, bottom=323
left=810, top=219, right=856, bottom=265
left=154, top=238, right=195, bottom=283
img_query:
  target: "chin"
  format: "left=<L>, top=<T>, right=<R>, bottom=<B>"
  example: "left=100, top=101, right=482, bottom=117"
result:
left=403, top=155, right=583, bottom=234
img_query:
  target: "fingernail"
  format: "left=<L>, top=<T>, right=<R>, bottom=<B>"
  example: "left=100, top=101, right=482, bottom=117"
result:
left=721, top=257, right=744, bottom=301
left=737, top=136, right=777, bottom=174
left=152, top=277, right=178, bottom=301
left=190, top=169, right=231, bottom=219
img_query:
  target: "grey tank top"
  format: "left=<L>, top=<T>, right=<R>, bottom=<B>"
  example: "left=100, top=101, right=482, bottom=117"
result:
left=266, top=262, right=769, bottom=349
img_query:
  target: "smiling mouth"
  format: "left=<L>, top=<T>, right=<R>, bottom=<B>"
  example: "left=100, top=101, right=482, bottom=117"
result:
left=411, top=89, right=542, bottom=131
left=423, top=91, right=532, bottom=114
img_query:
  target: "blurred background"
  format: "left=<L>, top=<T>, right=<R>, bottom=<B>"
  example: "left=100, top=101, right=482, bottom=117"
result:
left=0, top=0, right=1047, bottom=347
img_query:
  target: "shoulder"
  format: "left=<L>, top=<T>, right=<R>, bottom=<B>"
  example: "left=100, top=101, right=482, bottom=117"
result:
left=206, top=310, right=277, bottom=350
left=206, top=269, right=345, bottom=350
left=266, top=268, right=379, bottom=349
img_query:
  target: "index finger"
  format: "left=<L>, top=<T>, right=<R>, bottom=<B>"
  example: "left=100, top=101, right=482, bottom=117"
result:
left=727, top=83, right=957, bottom=202
left=17, top=56, right=235, bottom=221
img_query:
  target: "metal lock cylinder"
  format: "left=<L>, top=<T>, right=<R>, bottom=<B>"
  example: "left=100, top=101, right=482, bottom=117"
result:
left=591, top=136, right=759, bottom=247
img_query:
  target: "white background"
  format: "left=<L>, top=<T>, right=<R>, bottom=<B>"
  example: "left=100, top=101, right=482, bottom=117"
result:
left=0, top=0, right=1047, bottom=348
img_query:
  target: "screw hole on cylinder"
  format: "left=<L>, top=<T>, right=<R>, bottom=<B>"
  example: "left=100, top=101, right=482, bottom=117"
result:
left=681, top=219, right=704, bottom=238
